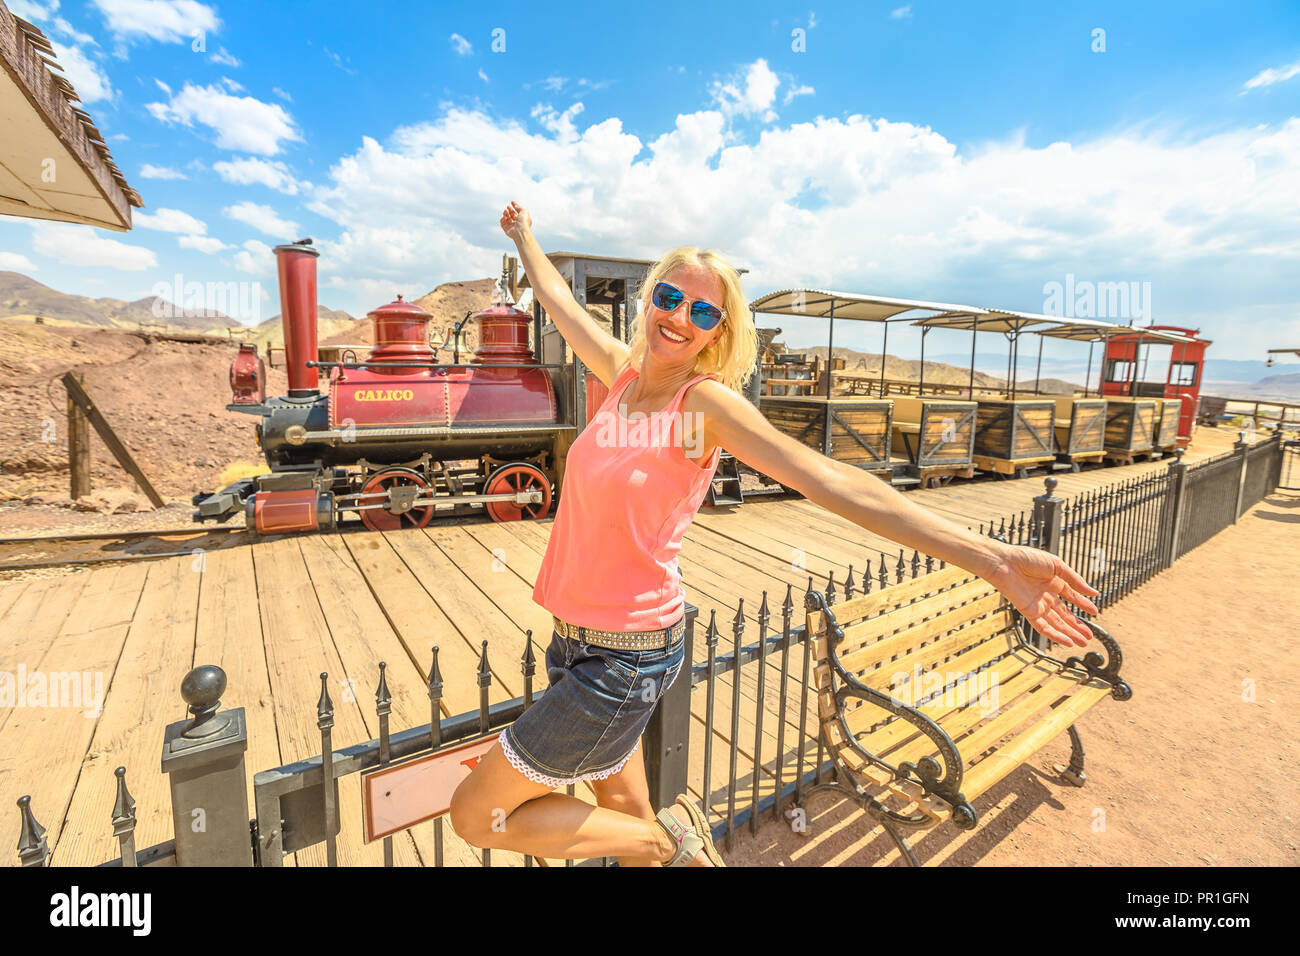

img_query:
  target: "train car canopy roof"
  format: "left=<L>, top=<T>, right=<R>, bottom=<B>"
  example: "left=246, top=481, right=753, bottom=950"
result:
left=749, top=289, right=981, bottom=322
left=912, top=308, right=1063, bottom=334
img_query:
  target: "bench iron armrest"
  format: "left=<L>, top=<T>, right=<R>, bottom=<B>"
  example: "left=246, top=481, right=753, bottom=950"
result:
left=807, top=589, right=979, bottom=830
left=1009, top=609, right=1133, bottom=701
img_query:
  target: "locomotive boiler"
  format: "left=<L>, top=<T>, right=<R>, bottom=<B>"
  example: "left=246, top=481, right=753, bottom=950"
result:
left=193, top=238, right=569, bottom=534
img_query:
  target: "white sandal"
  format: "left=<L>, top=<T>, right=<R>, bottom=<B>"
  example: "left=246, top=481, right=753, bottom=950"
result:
left=655, top=807, right=704, bottom=866
left=654, top=797, right=727, bottom=867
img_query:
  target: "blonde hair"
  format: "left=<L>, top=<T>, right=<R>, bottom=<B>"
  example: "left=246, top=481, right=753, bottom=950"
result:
left=627, top=246, right=758, bottom=394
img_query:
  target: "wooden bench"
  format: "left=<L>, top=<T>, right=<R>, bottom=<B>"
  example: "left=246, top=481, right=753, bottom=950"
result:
left=799, top=560, right=1131, bottom=865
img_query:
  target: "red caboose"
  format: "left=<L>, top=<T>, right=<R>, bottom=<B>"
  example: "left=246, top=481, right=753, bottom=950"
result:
left=1101, top=325, right=1210, bottom=446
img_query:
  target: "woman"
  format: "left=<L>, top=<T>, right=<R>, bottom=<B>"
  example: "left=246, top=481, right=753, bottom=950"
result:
left=448, top=201, right=1101, bottom=867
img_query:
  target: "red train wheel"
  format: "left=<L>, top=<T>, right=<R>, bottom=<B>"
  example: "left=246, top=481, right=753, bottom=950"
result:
left=359, top=467, right=434, bottom=531
left=483, top=463, right=552, bottom=522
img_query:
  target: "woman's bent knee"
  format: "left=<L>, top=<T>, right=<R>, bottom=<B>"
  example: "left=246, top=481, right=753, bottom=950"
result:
left=449, top=783, right=494, bottom=847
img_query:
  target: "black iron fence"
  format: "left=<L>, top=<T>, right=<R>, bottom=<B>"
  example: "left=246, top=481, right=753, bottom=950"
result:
left=14, top=431, right=1290, bottom=866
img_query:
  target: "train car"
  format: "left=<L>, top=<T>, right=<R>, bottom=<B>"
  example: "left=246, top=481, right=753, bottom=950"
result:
left=192, top=239, right=574, bottom=534
left=1101, top=325, right=1209, bottom=448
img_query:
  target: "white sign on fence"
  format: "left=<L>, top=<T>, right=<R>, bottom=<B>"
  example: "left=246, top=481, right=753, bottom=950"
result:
left=361, top=733, right=499, bottom=843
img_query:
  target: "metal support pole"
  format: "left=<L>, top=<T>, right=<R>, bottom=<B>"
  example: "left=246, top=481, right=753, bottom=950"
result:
left=1166, top=448, right=1188, bottom=562
left=827, top=300, right=836, bottom=399
left=1034, top=334, right=1044, bottom=395
left=877, top=310, right=887, bottom=398
left=919, top=326, right=927, bottom=394
left=969, top=319, right=977, bottom=398
left=1029, top=477, right=1064, bottom=647
left=1233, top=433, right=1249, bottom=523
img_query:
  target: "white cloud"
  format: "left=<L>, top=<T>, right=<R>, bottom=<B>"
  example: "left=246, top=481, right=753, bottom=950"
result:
left=1243, top=58, right=1300, bottom=92
left=530, top=101, right=585, bottom=143
left=213, top=157, right=305, bottom=195
left=209, top=46, right=240, bottom=67
left=0, top=251, right=39, bottom=271
left=891, top=5, right=913, bottom=18
left=134, top=207, right=207, bottom=233
left=231, top=238, right=272, bottom=274
left=178, top=234, right=228, bottom=253
left=7, top=1, right=60, bottom=21
left=478, top=68, right=489, bottom=84
left=140, top=163, right=186, bottom=179
left=90, top=0, right=219, bottom=44
left=710, top=59, right=781, bottom=122
left=783, top=83, right=815, bottom=106
left=304, top=102, right=1300, bottom=355
left=223, top=200, right=300, bottom=238
left=323, top=46, right=356, bottom=75
left=30, top=222, right=156, bottom=270
left=272, top=86, right=292, bottom=102
left=449, top=33, right=472, bottom=55
left=146, top=81, right=301, bottom=154
left=53, top=16, right=96, bottom=45
left=49, top=41, right=113, bottom=103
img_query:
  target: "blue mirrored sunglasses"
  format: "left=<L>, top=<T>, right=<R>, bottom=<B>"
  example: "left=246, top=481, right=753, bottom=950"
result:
left=650, top=281, right=726, bottom=332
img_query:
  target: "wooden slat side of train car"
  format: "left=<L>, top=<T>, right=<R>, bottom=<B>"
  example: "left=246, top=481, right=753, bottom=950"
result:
left=970, top=398, right=1056, bottom=474
left=1103, top=396, right=1158, bottom=463
left=890, top=397, right=977, bottom=487
left=1048, top=396, right=1107, bottom=465
left=760, top=396, right=894, bottom=472
left=1153, top=397, right=1182, bottom=450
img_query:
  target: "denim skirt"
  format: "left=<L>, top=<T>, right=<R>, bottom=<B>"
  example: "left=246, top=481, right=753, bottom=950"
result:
left=498, top=625, right=686, bottom=788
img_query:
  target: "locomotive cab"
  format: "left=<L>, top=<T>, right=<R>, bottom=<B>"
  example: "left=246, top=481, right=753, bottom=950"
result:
left=193, top=240, right=570, bottom=533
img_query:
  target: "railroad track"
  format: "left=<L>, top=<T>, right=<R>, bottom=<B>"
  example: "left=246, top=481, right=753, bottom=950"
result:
left=0, top=525, right=258, bottom=571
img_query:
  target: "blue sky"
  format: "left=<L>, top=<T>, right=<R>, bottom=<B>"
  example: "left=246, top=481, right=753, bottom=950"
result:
left=2, top=0, right=1298, bottom=374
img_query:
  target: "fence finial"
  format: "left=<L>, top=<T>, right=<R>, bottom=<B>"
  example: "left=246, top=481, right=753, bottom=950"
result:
left=375, top=661, right=391, bottom=718
left=112, top=766, right=138, bottom=867
left=317, top=672, right=334, bottom=729
left=16, top=795, right=48, bottom=867
left=180, top=665, right=231, bottom=738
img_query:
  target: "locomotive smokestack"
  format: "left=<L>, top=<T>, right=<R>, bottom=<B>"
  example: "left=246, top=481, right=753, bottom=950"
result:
left=273, top=238, right=320, bottom=396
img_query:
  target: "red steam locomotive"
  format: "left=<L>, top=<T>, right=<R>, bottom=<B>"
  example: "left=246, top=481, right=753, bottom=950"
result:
left=192, top=239, right=571, bottom=533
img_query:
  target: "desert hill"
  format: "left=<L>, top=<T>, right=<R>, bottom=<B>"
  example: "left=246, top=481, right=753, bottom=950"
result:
left=0, top=271, right=240, bottom=331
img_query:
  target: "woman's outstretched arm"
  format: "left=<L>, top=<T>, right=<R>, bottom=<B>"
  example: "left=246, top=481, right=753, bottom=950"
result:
left=501, top=201, right=629, bottom=386
left=692, top=380, right=1100, bottom=647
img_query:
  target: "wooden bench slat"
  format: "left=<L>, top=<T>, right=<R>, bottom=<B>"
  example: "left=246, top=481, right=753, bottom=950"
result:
left=872, top=653, right=1065, bottom=767
left=811, top=563, right=974, bottom=626
left=842, top=598, right=1013, bottom=681
left=960, top=682, right=1112, bottom=799
left=837, top=589, right=1007, bottom=674
left=949, top=671, right=1092, bottom=767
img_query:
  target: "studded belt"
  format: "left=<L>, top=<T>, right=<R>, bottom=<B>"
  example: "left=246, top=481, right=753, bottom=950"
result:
left=552, top=614, right=686, bottom=650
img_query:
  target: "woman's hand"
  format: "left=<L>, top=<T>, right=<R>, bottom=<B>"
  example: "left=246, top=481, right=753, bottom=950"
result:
left=988, top=545, right=1100, bottom=648
left=500, top=201, right=532, bottom=241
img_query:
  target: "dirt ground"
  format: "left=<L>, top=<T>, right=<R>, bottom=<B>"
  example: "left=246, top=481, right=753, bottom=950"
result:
left=722, top=489, right=1300, bottom=867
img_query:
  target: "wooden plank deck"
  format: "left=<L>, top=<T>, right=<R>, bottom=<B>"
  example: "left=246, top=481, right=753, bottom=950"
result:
left=0, top=425, right=1249, bottom=866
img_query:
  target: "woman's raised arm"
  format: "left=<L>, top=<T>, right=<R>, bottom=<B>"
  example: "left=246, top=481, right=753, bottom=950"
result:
left=501, top=201, right=630, bottom=387
left=691, top=381, right=1101, bottom=648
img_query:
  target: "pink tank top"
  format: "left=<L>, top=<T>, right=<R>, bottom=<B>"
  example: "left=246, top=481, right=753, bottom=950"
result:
left=532, top=363, right=722, bottom=631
